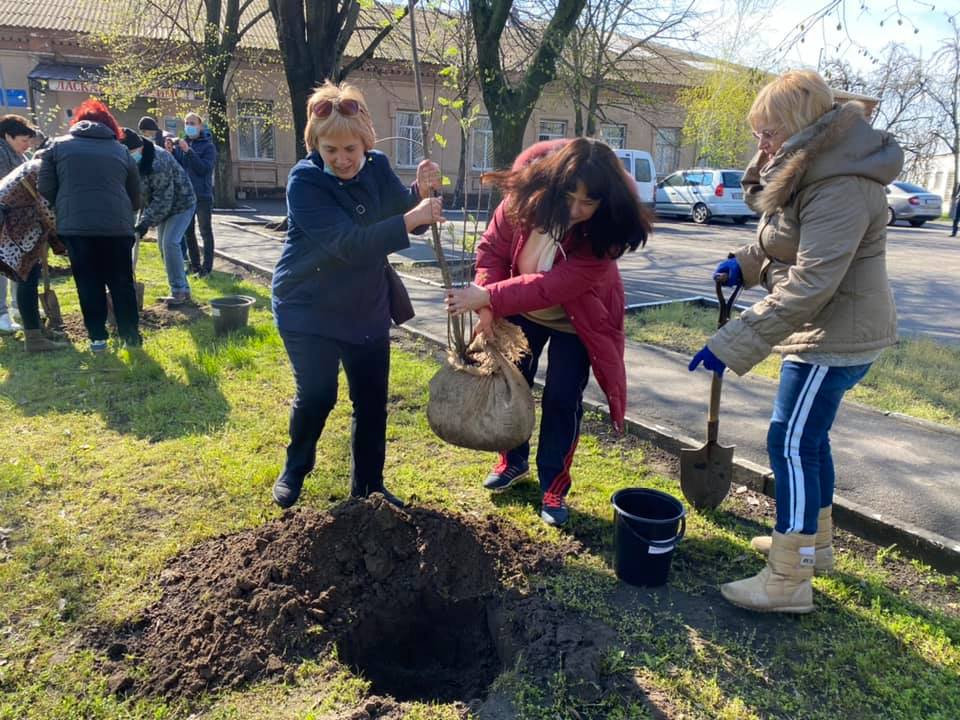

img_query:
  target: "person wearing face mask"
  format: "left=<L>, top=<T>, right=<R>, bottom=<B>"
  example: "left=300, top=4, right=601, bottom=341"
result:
left=444, top=138, right=653, bottom=527
left=688, top=70, right=903, bottom=613
left=0, top=114, right=38, bottom=334
left=173, top=112, right=217, bottom=277
left=121, top=129, right=196, bottom=305
left=270, top=80, right=443, bottom=510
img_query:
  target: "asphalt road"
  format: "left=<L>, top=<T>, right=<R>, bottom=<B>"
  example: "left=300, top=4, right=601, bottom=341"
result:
left=620, top=217, right=960, bottom=345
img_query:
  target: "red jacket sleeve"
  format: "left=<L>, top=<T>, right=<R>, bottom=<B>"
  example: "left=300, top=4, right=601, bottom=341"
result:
left=474, top=202, right=515, bottom=286
left=486, top=251, right=613, bottom=317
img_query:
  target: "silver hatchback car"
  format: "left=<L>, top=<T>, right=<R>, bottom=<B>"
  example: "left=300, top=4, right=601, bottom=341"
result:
left=655, top=168, right=757, bottom=224
left=886, top=181, right=942, bottom=227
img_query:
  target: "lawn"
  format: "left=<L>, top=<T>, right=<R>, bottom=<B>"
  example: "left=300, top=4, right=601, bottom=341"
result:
left=0, top=245, right=958, bottom=719
left=625, top=302, right=960, bottom=428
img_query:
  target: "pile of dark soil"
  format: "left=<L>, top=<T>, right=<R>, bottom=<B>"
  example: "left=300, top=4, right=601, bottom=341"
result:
left=103, top=497, right=597, bottom=705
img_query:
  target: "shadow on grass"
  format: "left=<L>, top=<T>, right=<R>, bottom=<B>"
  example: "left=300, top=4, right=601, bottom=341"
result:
left=0, top=335, right=231, bottom=442
left=542, top=526, right=960, bottom=720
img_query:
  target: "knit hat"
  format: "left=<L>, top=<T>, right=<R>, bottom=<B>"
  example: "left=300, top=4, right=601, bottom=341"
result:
left=120, top=128, right=143, bottom=150
left=138, top=116, right=160, bottom=132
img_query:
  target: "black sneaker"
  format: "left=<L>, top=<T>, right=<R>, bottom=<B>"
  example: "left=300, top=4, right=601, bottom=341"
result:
left=483, top=457, right=529, bottom=492
left=540, top=491, right=569, bottom=526
left=272, top=471, right=304, bottom=509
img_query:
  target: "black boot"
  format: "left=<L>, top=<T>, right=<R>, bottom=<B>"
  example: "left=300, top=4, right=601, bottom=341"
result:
left=368, top=484, right=405, bottom=508
left=272, top=471, right=304, bottom=509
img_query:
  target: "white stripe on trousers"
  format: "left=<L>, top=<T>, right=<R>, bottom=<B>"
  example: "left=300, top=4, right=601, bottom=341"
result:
left=784, top=364, right=829, bottom=533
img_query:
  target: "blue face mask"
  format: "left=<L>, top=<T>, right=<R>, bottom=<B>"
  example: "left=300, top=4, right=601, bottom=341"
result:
left=131, top=150, right=142, bottom=163
left=184, top=125, right=199, bottom=138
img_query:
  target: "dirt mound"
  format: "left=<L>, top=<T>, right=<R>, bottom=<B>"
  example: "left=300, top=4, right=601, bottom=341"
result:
left=105, top=497, right=580, bottom=700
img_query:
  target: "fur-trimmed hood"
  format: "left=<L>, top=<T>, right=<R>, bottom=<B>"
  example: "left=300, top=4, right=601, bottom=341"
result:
left=744, top=101, right=903, bottom=216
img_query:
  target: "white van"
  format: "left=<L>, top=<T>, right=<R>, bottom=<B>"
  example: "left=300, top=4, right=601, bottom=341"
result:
left=614, top=149, right=657, bottom=206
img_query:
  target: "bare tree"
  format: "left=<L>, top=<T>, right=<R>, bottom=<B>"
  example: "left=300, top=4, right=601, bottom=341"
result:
left=551, top=0, right=699, bottom=138
left=96, top=0, right=273, bottom=207
left=470, top=0, right=587, bottom=171
left=927, top=15, right=960, bottom=206
left=267, top=0, right=413, bottom=159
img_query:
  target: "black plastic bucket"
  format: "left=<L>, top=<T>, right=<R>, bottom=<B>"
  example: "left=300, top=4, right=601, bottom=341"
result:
left=611, top=488, right=686, bottom=587
left=209, top=295, right=255, bottom=336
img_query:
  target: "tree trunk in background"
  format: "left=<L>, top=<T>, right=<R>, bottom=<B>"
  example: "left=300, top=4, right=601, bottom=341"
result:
left=471, top=0, right=587, bottom=170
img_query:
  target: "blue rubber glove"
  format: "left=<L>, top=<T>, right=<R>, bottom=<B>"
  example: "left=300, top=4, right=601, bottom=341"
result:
left=713, top=257, right=742, bottom=287
left=689, top=345, right=725, bottom=375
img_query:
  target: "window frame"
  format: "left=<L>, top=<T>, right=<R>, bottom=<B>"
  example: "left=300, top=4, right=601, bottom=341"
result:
left=236, top=100, right=276, bottom=162
left=395, top=110, right=424, bottom=169
left=537, top=119, right=567, bottom=142
left=471, top=115, right=494, bottom=172
left=599, top=123, right=626, bottom=150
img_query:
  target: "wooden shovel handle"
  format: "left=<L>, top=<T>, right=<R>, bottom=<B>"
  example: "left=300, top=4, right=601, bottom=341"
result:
left=707, top=372, right=722, bottom=443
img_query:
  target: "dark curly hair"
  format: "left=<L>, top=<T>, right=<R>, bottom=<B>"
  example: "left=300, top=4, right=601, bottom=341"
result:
left=72, top=99, right=123, bottom=140
left=483, top=137, right=653, bottom=259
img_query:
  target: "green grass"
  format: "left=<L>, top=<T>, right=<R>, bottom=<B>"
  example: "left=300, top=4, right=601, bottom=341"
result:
left=625, top=303, right=960, bottom=427
left=0, top=245, right=957, bottom=719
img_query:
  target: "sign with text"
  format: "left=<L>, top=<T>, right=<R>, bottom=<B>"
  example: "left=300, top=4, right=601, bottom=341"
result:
left=46, top=79, right=198, bottom=100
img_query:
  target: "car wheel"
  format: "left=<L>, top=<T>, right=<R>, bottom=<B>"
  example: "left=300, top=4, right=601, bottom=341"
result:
left=908, top=219, right=926, bottom=227
left=732, top=217, right=750, bottom=225
left=887, top=207, right=896, bottom=226
left=692, top=203, right=710, bottom=224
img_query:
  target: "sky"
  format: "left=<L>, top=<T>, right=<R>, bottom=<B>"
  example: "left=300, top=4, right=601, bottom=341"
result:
left=686, top=0, right=956, bottom=73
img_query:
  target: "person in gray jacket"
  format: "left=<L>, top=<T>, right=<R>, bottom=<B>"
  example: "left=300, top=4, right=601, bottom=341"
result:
left=121, top=129, right=196, bottom=305
left=689, top=70, right=903, bottom=614
left=38, top=99, right=142, bottom=350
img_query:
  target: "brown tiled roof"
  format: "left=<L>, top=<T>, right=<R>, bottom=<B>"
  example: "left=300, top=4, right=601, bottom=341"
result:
left=0, top=0, right=727, bottom=88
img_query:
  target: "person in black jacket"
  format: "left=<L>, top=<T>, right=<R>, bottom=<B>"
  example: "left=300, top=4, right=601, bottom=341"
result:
left=38, top=99, right=142, bottom=351
left=270, top=80, right=443, bottom=509
left=173, top=112, right=217, bottom=276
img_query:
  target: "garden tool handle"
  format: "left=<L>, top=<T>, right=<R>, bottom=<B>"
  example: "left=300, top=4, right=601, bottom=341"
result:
left=707, top=372, right=722, bottom=442
left=714, top=278, right=743, bottom=328
left=42, top=246, right=51, bottom=294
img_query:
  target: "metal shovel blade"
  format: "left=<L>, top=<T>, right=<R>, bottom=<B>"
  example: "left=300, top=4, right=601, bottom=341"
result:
left=680, top=440, right=734, bottom=510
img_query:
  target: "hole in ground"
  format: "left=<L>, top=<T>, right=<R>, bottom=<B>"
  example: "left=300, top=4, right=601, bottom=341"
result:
left=336, top=591, right=501, bottom=703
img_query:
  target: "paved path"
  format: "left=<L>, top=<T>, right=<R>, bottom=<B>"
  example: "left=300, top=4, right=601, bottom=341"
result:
left=211, top=216, right=960, bottom=555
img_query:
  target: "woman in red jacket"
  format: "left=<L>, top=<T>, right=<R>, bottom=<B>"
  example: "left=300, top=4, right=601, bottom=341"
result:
left=445, top=137, right=652, bottom=526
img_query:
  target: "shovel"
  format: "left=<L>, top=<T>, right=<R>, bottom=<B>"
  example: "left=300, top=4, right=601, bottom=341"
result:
left=680, top=277, right=742, bottom=510
left=40, top=249, right=64, bottom=330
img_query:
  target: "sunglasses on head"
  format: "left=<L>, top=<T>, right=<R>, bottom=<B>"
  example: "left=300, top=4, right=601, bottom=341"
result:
left=314, top=98, right=361, bottom=118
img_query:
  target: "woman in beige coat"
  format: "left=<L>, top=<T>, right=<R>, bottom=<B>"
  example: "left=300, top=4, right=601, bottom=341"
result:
left=689, top=70, right=903, bottom=613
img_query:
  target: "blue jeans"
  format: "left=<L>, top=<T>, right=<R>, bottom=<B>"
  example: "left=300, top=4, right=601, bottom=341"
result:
left=156, top=205, right=196, bottom=295
left=504, top=315, right=591, bottom=499
left=768, top=361, right=872, bottom=534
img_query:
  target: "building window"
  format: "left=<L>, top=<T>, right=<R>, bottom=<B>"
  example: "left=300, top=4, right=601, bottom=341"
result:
left=654, top=127, right=681, bottom=175
left=396, top=110, right=423, bottom=168
left=600, top=123, right=626, bottom=149
left=471, top=116, right=493, bottom=171
left=537, top=119, right=566, bottom=142
left=237, top=101, right=275, bottom=160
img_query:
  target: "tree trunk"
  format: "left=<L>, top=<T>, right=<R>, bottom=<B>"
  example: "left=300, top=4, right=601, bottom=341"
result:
left=208, top=85, right=236, bottom=208
left=454, top=122, right=468, bottom=209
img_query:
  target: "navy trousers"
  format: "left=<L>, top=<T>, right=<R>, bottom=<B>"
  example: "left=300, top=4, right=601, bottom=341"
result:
left=280, top=330, right=390, bottom=496
left=504, top=315, right=591, bottom=499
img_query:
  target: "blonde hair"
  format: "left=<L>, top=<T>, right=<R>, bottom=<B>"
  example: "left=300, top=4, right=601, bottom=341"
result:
left=184, top=112, right=203, bottom=125
left=304, top=81, right=375, bottom=153
left=748, top=70, right=834, bottom=138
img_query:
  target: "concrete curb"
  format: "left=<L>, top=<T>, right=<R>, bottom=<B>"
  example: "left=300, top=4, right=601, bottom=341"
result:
left=214, top=247, right=960, bottom=575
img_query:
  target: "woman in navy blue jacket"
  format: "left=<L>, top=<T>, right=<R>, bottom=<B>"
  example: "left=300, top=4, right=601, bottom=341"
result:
left=271, top=81, right=443, bottom=509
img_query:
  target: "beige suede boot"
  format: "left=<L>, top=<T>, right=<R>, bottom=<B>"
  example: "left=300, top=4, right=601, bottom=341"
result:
left=750, top=506, right=834, bottom=573
left=721, top=530, right=816, bottom=613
